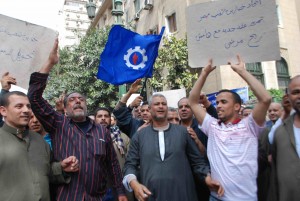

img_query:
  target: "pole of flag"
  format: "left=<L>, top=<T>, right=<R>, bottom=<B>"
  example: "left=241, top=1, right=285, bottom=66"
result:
left=140, top=77, right=148, bottom=100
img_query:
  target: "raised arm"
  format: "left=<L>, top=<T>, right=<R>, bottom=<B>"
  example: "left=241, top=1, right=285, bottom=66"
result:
left=228, top=55, right=271, bottom=126
left=189, top=59, right=216, bottom=125
left=115, top=79, right=142, bottom=110
left=113, top=79, right=143, bottom=137
left=199, top=92, right=218, bottom=119
left=39, top=38, right=59, bottom=74
left=28, top=38, right=62, bottom=134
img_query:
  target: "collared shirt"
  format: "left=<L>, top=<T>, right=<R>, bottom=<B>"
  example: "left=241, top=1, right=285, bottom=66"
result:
left=28, top=72, right=125, bottom=201
left=0, top=123, right=51, bottom=201
left=201, top=113, right=265, bottom=201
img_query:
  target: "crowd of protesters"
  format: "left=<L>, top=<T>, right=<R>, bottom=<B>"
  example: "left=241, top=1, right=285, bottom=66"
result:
left=0, top=38, right=299, bottom=201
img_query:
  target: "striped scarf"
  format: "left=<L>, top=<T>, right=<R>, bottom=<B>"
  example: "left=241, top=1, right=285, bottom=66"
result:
left=110, top=125, right=125, bottom=156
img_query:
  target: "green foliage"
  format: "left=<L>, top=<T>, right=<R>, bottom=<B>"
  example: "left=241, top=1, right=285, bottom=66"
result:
left=44, top=26, right=119, bottom=114
left=247, top=88, right=284, bottom=104
left=248, top=90, right=255, bottom=100
left=268, top=88, right=284, bottom=102
left=149, top=36, right=198, bottom=92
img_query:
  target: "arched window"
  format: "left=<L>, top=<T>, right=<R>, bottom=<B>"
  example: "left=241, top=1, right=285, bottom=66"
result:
left=276, top=57, right=290, bottom=90
left=246, top=62, right=264, bottom=85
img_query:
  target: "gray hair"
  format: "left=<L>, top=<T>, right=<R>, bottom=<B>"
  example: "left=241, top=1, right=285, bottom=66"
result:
left=148, top=93, right=167, bottom=105
left=168, top=107, right=178, bottom=112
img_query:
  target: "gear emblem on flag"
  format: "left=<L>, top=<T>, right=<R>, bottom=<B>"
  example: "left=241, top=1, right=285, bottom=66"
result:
left=124, top=46, right=148, bottom=70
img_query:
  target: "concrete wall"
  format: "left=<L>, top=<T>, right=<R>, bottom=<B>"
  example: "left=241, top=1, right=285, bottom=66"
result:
left=279, top=0, right=300, bottom=77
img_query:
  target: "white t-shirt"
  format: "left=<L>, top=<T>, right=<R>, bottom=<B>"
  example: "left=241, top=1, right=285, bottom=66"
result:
left=201, top=114, right=265, bottom=201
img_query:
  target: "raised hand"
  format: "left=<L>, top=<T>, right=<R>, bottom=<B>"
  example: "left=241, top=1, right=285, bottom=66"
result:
left=48, top=38, right=60, bottom=66
left=55, top=91, right=66, bottom=113
left=228, top=54, right=246, bottom=73
left=130, top=95, right=143, bottom=108
left=40, top=38, right=60, bottom=73
left=202, top=58, right=216, bottom=75
left=199, top=92, right=211, bottom=108
left=1, top=72, right=16, bottom=91
left=129, top=79, right=142, bottom=94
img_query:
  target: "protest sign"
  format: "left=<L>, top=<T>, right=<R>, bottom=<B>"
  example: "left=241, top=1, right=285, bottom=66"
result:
left=0, top=14, right=57, bottom=89
left=154, top=88, right=186, bottom=108
left=187, top=0, right=280, bottom=67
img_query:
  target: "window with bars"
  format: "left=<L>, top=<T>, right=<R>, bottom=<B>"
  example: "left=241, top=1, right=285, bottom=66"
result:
left=276, top=58, right=290, bottom=90
left=167, top=13, right=177, bottom=33
left=246, top=62, right=265, bottom=85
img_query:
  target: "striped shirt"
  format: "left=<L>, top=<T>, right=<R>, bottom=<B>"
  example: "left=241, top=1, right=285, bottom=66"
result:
left=28, top=72, right=125, bottom=201
left=201, top=113, right=265, bottom=201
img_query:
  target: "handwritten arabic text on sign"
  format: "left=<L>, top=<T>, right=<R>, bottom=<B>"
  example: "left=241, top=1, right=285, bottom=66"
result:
left=0, top=14, right=57, bottom=89
left=187, top=0, right=280, bottom=67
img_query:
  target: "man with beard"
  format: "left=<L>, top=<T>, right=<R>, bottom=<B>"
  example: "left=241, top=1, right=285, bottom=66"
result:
left=189, top=55, right=271, bottom=201
left=269, top=75, right=300, bottom=201
left=28, top=39, right=127, bottom=201
left=123, top=94, right=224, bottom=201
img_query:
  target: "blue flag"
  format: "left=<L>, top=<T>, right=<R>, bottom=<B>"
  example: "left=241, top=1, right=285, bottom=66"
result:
left=97, top=25, right=165, bottom=85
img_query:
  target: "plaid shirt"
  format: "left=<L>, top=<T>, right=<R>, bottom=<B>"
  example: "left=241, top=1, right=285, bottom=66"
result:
left=28, top=72, right=125, bottom=201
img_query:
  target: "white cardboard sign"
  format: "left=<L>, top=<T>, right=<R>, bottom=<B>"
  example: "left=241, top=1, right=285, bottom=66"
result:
left=0, top=14, right=57, bottom=89
left=187, top=0, right=280, bottom=67
left=154, top=88, right=187, bottom=108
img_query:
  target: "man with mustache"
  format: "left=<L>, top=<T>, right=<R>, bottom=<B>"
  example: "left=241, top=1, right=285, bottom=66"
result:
left=123, top=94, right=224, bottom=201
left=189, top=55, right=271, bottom=201
left=28, top=39, right=127, bottom=201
